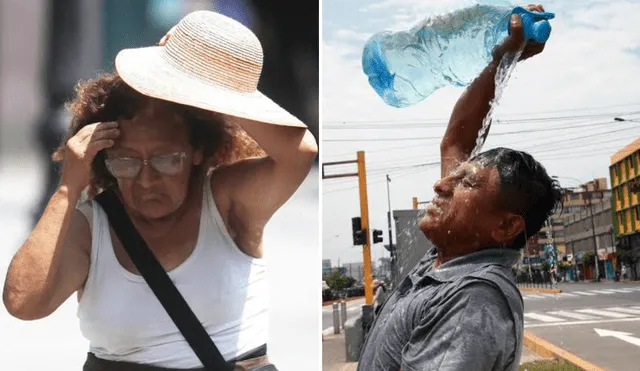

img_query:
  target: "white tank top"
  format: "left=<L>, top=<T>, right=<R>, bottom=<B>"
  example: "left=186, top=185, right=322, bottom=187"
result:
left=77, top=176, right=268, bottom=368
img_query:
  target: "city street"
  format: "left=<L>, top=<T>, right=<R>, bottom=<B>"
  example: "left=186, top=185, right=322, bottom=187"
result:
left=322, top=298, right=365, bottom=333
left=524, top=282, right=640, bottom=370
left=322, top=283, right=640, bottom=369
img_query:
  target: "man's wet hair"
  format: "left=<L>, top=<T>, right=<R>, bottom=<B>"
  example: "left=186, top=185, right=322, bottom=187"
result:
left=471, top=147, right=564, bottom=250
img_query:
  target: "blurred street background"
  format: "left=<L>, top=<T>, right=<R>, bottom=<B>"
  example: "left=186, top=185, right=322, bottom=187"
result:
left=0, top=1, right=319, bottom=370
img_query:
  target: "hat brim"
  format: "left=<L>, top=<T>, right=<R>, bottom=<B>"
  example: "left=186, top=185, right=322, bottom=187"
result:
left=115, top=46, right=306, bottom=128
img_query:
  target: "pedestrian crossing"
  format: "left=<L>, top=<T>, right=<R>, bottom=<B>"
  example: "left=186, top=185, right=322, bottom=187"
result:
left=524, top=306, right=640, bottom=328
left=522, top=287, right=640, bottom=301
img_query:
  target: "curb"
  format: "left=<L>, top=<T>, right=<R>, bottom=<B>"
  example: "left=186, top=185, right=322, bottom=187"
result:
left=518, top=287, right=562, bottom=294
left=322, top=327, right=336, bottom=336
left=523, top=331, right=605, bottom=371
left=322, top=296, right=365, bottom=308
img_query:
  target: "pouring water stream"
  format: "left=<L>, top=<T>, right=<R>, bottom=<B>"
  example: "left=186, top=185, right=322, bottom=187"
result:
left=470, top=44, right=526, bottom=157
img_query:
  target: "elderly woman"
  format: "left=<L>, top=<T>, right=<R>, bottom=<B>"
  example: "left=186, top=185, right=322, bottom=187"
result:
left=3, top=11, right=317, bottom=371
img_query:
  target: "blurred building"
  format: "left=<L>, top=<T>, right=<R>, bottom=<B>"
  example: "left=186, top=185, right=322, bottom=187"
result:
left=376, top=257, right=392, bottom=281
left=342, top=262, right=364, bottom=282
left=393, top=209, right=436, bottom=287
left=564, top=200, right=616, bottom=280
left=610, top=138, right=640, bottom=278
left=322, top=259, right=332, bottom=279
left=529, top=178, right=611, bottom=260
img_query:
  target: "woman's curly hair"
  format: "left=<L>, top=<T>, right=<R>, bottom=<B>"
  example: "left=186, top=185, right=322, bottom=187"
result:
left=52, top=72, right=265, bottom=197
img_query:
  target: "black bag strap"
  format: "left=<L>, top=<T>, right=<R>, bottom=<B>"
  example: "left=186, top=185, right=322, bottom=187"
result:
left=94, top=189, right=231, bottom=371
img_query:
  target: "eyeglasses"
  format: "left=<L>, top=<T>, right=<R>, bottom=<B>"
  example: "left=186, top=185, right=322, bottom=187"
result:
left=105, top=152, right=187, bottom=179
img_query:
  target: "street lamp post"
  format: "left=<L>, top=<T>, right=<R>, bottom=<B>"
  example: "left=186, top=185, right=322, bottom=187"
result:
left=585, top=192, right=601, bottom=282
left=385, top=175, right=396, bottom=280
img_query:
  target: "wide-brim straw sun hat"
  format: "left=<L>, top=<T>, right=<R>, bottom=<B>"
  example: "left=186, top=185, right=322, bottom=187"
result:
left=115, top=10, right=305, bottom=128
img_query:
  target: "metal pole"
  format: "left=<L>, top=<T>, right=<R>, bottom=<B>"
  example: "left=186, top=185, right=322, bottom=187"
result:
left=526, top=241, right=533, bottom=283
left=386, top=174, right=395, bottom=280
left=340, top=301, right=347, bottom=329
left=548, top=218, right=557, bottom=286
left=332, top=302, right=340, bottom=334
left=571, top=242, right=578, bottom=281
left=357, top=151, right=374, bottom=305
left=587, top=195, right=600, bottom=281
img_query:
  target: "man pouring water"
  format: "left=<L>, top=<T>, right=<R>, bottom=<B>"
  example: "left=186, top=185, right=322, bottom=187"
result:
left=357, top=4, right=564, bottom=371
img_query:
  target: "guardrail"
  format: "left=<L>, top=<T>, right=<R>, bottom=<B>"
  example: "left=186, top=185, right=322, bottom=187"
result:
left=515, top=272, right=558, bottom=290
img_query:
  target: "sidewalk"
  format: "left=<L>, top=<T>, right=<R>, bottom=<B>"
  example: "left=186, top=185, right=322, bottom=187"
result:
left=322, top=332, right=357, bottom=371
left=322, top=331, right=547, bottom=370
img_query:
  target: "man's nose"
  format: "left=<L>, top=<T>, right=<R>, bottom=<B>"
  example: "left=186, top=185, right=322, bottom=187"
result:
left=433, top=176, right=454, bottom=196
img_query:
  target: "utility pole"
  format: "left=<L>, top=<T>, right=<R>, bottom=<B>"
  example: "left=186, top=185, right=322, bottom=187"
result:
left=571, top=241, right=579, bottom=282
left=322, top=151, right=374, bottom=304
left=586, top=192, right=601, bottom=281
left=386, top=174, right=395, bottom=279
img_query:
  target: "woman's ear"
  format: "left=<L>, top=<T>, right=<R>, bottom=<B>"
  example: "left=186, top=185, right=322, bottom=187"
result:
left=192, top=147, right=204, bottom=166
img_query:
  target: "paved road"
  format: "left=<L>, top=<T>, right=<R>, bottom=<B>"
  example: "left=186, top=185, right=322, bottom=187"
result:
left=522, top=282, right=640, bottom=370
left=322, top=283, right=640, bottom=369
left=0, top=154, right=320, bottom=371
left=323, top=298, right=365, bottom=332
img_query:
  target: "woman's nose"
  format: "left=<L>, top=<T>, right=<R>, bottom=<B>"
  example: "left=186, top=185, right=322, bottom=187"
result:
left=137, top=161, right=160, bottom=187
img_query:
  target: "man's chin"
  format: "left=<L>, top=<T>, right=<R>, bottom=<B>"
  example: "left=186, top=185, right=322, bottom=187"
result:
left=418, top=215, right=439, bottom=239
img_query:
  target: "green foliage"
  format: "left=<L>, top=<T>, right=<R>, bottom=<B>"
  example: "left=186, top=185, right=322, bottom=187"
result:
left=325, top=271, right=356, bottom=291
left=616, top=244, right=637, bottom=266
left=581, top=251, right=595, bottom=265
left=541, top=261, right=550, bottom=272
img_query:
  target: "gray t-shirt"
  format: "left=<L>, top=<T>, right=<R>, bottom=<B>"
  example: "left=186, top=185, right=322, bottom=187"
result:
left=357, top=246, right=524, bottom=371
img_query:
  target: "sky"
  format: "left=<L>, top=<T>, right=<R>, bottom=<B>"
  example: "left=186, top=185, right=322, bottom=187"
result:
left=321, top=0, right=640, bottom=265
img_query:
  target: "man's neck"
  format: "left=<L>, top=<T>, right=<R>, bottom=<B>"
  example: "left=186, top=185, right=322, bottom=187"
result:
left=434, top=242, right=489, bottom=267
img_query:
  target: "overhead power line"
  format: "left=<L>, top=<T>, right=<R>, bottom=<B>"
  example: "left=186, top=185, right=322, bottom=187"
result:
left=323, top=120, right=637, bottom=159
left=323, top=103, right=640, bottom=126
left=323, top=119, right=638, bottom=142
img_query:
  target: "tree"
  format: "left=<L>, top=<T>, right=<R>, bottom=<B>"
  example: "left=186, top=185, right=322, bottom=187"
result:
left=617, top=244, right=638, bottom=280
left=325, top=271, right=356, bottom=291
left=581, top=251, right=594, bottom=266
left=541, top=261, right=550, bottom=272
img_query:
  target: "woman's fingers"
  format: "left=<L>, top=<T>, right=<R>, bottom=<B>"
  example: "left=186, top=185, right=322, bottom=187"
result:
left=87, top=139, right=115, bottom=155
left=90, top=127, right=120, bottom=142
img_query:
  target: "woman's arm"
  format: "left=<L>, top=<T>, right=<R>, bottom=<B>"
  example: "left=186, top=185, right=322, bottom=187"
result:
left=211, top=121, right=318, bottom=257
left=3, top=186, right=91, bottom=320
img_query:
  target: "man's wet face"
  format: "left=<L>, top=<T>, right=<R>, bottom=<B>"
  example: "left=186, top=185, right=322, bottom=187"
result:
left=419, top=162, right=504, bottom=253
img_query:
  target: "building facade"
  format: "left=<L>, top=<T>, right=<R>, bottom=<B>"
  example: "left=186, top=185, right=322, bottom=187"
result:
left=610, top=138, right=640, bottom=278
left=392, top=209, right=436, bottom=287
left=533, top=178, right=610, bottom=260
left=322, top=259, right=332, bottom=278
left=342, top=262, right=365, bottom=282
left=564, top=201, right=616, bottom=279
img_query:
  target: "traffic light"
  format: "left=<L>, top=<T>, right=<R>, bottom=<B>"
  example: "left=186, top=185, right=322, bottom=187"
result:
left=352, top=217, right=367, bottom=246
left=372, top=229, right=383, bottom=244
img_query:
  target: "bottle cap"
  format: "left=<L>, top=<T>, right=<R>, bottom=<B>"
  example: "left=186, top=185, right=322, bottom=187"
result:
left=510, top=6, right=555, bottom=44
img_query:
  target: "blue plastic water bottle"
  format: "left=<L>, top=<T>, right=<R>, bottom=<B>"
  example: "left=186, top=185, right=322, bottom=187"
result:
left=361, top=4, right=555, bottom=108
